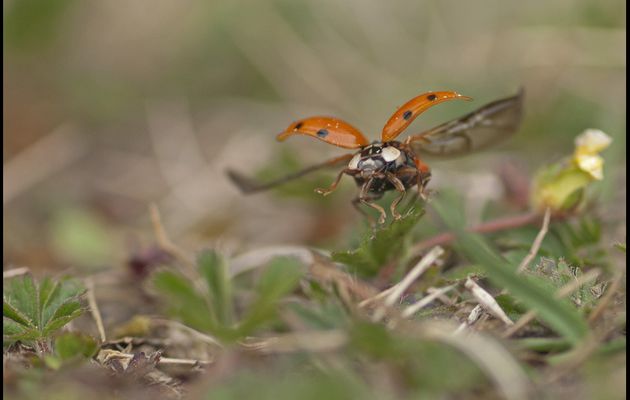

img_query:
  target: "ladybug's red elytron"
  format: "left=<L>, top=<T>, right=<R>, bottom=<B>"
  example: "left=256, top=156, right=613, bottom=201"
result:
left=228, top=89, right=524, bottom=224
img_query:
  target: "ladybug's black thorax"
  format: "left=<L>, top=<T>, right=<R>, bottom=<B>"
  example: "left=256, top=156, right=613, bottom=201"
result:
left=349, top=141, right=417, bottom=194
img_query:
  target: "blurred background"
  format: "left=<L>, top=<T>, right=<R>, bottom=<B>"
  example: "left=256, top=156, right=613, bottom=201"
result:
left=3, top=0, right=626, bottom=274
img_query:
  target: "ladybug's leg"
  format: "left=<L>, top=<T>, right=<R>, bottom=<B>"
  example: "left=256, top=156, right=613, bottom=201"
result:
left=356, top=177, right=387, bottom=225
left=384, top=172, right=406, bottom=220
left=351, top=195, right=381, bottom=226
left=415, top=171, right=433, bottom=200
left=412, top=157, right=432, bottom=200
left=315, top=168, right=352, bottom=196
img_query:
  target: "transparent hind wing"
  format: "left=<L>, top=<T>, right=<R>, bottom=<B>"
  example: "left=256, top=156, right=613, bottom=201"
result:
left=407, top=89, right=524, bottom=157
left=226, top=153, right=354, bottom=194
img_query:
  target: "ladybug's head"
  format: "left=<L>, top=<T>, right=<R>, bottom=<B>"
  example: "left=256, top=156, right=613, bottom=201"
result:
left=348, top=143, right=403, bottom=177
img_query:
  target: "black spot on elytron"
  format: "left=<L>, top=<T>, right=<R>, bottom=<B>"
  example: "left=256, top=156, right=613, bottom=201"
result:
left=317, top=129, right=329, bottom=138
left=294, top=122, right=304, bottom=130
left=403, top=110, right=413, bottom=120
left=427, top=94, right=437, bottom=101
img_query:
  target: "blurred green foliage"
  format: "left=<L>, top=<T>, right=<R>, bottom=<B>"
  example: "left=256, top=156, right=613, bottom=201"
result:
left=152, top=250, right=304, bottom=342
left=48, top=208, right=113, bottom=270
left=44, top=332, right=98, bottom=370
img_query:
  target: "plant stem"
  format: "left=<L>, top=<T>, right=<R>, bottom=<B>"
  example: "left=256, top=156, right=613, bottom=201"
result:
left=410, top=211, right=542, bottom=254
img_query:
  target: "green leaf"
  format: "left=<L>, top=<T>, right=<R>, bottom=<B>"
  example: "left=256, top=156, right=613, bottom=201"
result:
left=198, top=250, right=233, bottom=325
left=3, top=299, right=35, bottom=328
left=3, top=318, right=32, bottom=339
left=512, top=337, right=572, bottom=353
left=38, top=278, right=59, bottom=326
left=152, top=270, right=217, bottom=333
left=44, top=301, right=84, bottom=336
left=432, top=193, right=590, bottom=345
left=153, top=256, right=303, bottom=342
left=332, top=209, right=424, bottom=277
left=237, top=257, right=303, bottom=336
left=4, top=276, right=39, bottom=327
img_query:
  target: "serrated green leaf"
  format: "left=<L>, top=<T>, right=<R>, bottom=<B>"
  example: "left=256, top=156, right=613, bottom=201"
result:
left=198, top=250, right=233, bottom=325
left=3, top=318, right=40, bottom=341
left=3, top=299, right=35, bottom=328
left=4, top=275, right=85, bottom=345
left=332, top=209, right=424, bottom=277
left=42, top=315, right=81, bottom=337
left=3, top=317, right=30, bottom=337
left=38, top=278, right=58, bottom=327
left=48, top=298, right=83, bottom=323
left=41, top=278, right=84, bottom=327
left=5, top=275, right=39, bottom=327
left=432, top=193, right=590, bottom=345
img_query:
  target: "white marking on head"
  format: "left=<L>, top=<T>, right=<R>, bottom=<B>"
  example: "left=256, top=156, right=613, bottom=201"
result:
left=381, top=146, right=401, bottom=162
left=348, top=153, right=361, bottom=169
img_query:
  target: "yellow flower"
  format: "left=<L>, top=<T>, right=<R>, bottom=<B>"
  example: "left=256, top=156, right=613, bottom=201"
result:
left=530, top=129, right=612, bottom=212
left=574, top=154, right=605, bottom=180
left=574, top=129, right=613, bottom=156
left=573, top=129, right=612, bottom=181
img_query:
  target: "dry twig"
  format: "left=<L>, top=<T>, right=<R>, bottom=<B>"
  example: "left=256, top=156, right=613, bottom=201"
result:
left=149, top=203, right=197, bottom=278
left=411, top=211, right=541, bottom=254
left=3, top=267, right=30, bottom=279
left=402, top=284, right=457, bottom=318
left=85, top=278, right=107, bottom=343
left=465, top=278, right=514, bottom=326
left=516, top=207, right=551, bottom=273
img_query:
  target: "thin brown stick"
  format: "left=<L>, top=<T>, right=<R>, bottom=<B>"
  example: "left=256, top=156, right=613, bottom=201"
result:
left=85, top=278, right=106, bottom=343
left=411, top=211, right=541, bottom=254
left=3, top=267, right=30, bottom=279
left=158, top=357, right=213, bottom=367
left=149, top=203, right=196, bottom=278
left=516, top=208, right=551, bottom=273
left=502, top=269, right=601, bottom=338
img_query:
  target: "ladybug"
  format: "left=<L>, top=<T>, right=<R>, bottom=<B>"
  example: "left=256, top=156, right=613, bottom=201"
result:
left=228, top=89, right=524, bottom=224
